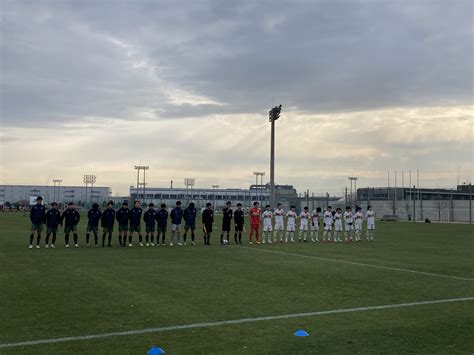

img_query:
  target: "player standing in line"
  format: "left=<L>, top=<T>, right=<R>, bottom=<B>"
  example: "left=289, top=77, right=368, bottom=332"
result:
left=183, top=202, right=197, bottom=246
left=310, top=207, right=321, bottom=242
left=333, top=208, right=343, bottom=242
left=156, top=203, right=168, bottom=245
left=366, top=205, right=376, bottom=241
left=249, top=202, right=261, bottom=244
left=354, top=206, right=363, bottom=241
left=262, top=205, right=273, bottom=244
left=100, top=201, right=115, bottom=247
left=202, top=202, right=214, bottom=245
left=170, top=201, right=184, bottom=246
left=129, top=200, right=143, bottom=247
left=29, top=196, right=46, bottom=249
left=45, top=202, right=61, bottom=248
left=273, top=203, right=285, bottom=242
left=322, top=206, right=333, bottom=242
left=143, top=203, right=157, bottom=246
left=221, top=201, right=233, bottom=245
left=233, top=203, right=245, bottom=244
left=344, top=206, right=354, bottom=242
left=285, top=205, right=297, bottom=242
left=86, top=203, right=102, bottom=247
left=298, top=206, right=310, bottom=242
left=61, top=202, right=80, bottom=248
left=116, top=201, right=130, bottom=247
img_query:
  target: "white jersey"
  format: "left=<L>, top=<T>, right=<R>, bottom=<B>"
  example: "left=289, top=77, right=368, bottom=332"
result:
left=344, top=211, right=353, bottom=224
left=274, top=208, right=285, bottom=225
left=334, top=212, right=343, bottom=231
left=366, top=210, right=375, bottom=225
left=354, top=211, right=364, bottom=229
left=323, top=211, right=333, bottom=226
left=299, top=211, right=309, bottom=226
left=263, top=210, right=273, bottom=226
left=286, top=211, right=297, bottom=226
left=311, top=211, right=320, bottom=225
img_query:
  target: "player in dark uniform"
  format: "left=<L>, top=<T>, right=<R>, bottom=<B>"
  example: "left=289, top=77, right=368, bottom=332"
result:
left=220, top=201, right=233, bottom=245
left=86, top=203, right=102, bottom=247
left=101, top=201, right=115, bottom=247
left=116, top=201, right=130, bottom=247
left=29, top=196, right=46, bottom=249
left=156, top=203, right=168, bottom=245
left=202, top=202, right=214, bottom=245
left=143, top=203, right=157, bottom=246
left=183, top=202, right=197, bottom=245
left=61, top=202, right=81, bottom=248
left=45, top=202, right=61, bottom=248
left=129, top=200, right=143, bottom=247
left=233, top=202, right=245, bottom=244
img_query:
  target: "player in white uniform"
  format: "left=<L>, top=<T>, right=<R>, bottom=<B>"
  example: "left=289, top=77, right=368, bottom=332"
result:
left=322, top=206, right=333, bottom=242
left=343, top=206, right=354, bottom=242
left=365, top=205, right=376, bottom=241
left=262, top=205, right=273, bottom=244
left=285, top=205, right=297, bottom=242
left=273, top=203, right=285, bottom=242
left=298, top=206, right=310, bottom=242
left=333, top=208, right=343, bottom=242
left=354, top=207, right=364, bottom=241
left=310, top=207, right=321, bottom=242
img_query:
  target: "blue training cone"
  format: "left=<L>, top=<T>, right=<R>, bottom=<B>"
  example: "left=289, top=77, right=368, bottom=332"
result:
left=294, top=330, right=309, bottom=337
left=147, top=347, right=165, bottom=354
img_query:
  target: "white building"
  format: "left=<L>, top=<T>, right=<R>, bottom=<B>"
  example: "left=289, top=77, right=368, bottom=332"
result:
left=0, top=185, right=112, bottom=205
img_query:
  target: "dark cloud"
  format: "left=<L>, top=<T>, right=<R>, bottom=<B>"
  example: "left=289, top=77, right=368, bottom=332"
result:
left=1, top=0, right=472, bottom=126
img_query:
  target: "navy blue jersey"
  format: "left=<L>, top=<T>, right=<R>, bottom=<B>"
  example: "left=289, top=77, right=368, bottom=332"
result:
left=143, top=209, right=157, bottom=227
left=30, top=204, right=46, bottom=224
left=129, top=207, right=143, bottom=227
left=170, top=207, right=183, bottom=225
left=183, top=207, right=197, bottom=225
left=234, top=210, right=244, bottom=225
left=116, top=208, right=130, bottom=225
left=101, top=208, right=115, bottom=228
left=61, top=209, right=80, bottom=226
left=156, top=209, right=168, bottom=227
left=45, top=209, right=61, bottom=228
left=87, top=208, right=102, bottom=227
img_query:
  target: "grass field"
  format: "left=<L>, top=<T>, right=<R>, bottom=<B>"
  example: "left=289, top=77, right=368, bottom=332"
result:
left=0, top=212, right=473, bottom=354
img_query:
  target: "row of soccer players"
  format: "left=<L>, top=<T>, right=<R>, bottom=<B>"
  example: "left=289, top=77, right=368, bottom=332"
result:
left=257, top=204, right=376, bottom=244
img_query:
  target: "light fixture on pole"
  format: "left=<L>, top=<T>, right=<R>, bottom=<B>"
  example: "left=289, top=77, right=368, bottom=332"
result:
left=253, top=172, right=265, bottom=204
left=53, top=179, right=62, bottom=203
left=212, top=185, right=219, bottom=209
left=134, top=165, right=149, bottom=202
left=348, top=177, right=358, bottom=205
left=184, top=178, right=196, bottom=204
left=83, top=174, right=97, bottom=205
left=268, top=104, right=281, bottom=208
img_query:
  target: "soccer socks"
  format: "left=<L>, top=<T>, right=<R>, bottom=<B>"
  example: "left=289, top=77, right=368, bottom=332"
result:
left=238, top=232, right=242, bottom=244
left=161, top=234, right=166, bottom=244
left=29, top=233, right=34, bottom=246
left=220, top=234, right=224, bottom=244
left=102, top=233, right=106, bottom=247
left=86, top=233, right=90, bottom=244
left=65, top=233, right=70, bottom=245
left=52, top=232, right=57, bottom=245
left=36, top=234, right=41, bottom=246
left=183, top=233, right=187, bottom=243
left=139, top=234, right=143, bottom=243
left=107, top=233, right=112, bottom=246
left=191, top=232, right=195, bottom=242
left=73, top=233, right=78, bottom=245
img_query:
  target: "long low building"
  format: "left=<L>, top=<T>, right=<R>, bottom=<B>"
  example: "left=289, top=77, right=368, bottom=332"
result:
left=0, top=185, right=112, bottom=205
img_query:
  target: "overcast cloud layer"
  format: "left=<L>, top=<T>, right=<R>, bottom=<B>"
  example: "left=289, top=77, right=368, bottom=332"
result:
left=1, top=0, right=473, bottom=195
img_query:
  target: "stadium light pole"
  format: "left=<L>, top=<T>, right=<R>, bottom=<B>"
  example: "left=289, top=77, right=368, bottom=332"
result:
left=134, top=165, right=149, bottom=202
left=348, top=177, right=358, bottom=206
left=212, top=185, right=219, bottom=209
left=184, top=178, right=196, bottom=204
left=253, top=172, right=265, bottom=204
left=269, top=105, right=281, bottom=208
left=83, top=175, right=96, bottom=205
left=53, top=179, right=62, bottom=203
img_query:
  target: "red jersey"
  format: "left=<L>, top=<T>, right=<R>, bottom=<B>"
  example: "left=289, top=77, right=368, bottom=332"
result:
left=249, top=207, right=261, bottom=225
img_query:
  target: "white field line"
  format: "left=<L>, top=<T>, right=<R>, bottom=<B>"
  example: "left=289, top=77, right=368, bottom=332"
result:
left=240, top=246, right=474, bottom=282
left=0, top=297, right=473, bottom=349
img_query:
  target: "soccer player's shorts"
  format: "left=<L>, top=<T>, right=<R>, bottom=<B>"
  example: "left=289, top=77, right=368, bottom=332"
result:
left=102, top=227, right=113, bottom=234
left=30, top=223, right=43, bottom=232
left=221, top=221, right=231, bottom=232
left=274, top=222, right=284, bottom=231
left=324, top=223, right=332, bottom=231
left=234, top=223, right=244, bottom=232
left=367, top=223, right=375, bottom=230
left=263, top=223, right=272, bottom=232
left=46, top=226, right=58, bottom=234
left=184, top=223, right=196, bottom=231
left=355, top=223, right=362, bottom=231
left=345, top=223, right=354, bottom=231
left=119, top=224, right=129, bottom=232
left=86, top=224, right=98, bottom=233
left=146, top=225, right=156, bottom=233
left=203, top=223, right=213, bottom=234
left=286, top=224, right=295, bottom=232
left=157, top=225, right=167, bottom=234
left=334, top=223, right=343, bottom=232
left=171, top=224, right=181, bottom=232
left=64, top=225, right=77, bottom=234
left=299, top=224, right=308, bottom=231
left=311, top=223, right=319, bottom=231
left=130, top=225, right=141, bottom=233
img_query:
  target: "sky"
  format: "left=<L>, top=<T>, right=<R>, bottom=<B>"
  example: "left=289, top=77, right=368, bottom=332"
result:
left=0, top=0, right=473, bottom=196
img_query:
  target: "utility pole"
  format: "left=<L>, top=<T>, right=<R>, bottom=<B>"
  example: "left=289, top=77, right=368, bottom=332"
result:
left=469, top=183, right=472, bottom=224
left=269, top=104, right=281, bottom=208
left=413, top=185, right=416, bottom=222
left=184, top=178, right=196, bottom=205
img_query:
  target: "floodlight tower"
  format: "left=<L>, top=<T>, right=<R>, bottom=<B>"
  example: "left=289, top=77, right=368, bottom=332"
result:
left=134, top=165, right=149, bottom=201
left=269, top=105, right=281, bottom=207
left=53, top=179, right=62, bottom=203
left=83, top=174, right=96, bottom=204
left=253, top=171, right=265, bottom=204
left=212, top=185, right=219, bottom=209
left=184, top=178, right=196, bottom=204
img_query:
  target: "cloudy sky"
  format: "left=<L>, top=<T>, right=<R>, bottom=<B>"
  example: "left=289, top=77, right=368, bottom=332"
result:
left=0, top=0, right=472, bottom=196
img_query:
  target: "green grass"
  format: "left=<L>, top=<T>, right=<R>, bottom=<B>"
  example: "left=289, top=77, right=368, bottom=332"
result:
left=0, top=213, right=473, bottom=354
